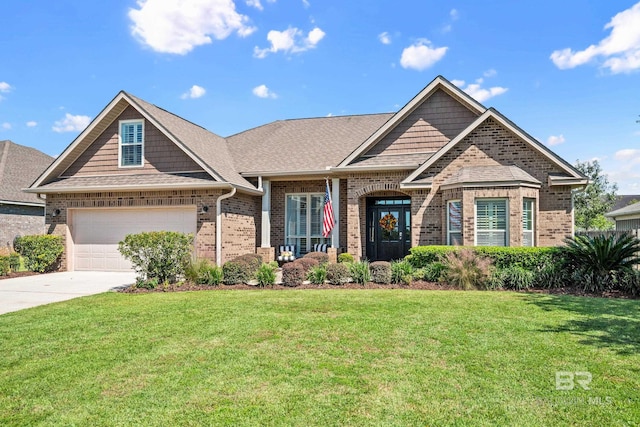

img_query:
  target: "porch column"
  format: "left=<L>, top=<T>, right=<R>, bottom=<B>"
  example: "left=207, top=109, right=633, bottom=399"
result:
left=261, top=179, right=271, bottom=247
left=331, top=178, right=340, bottom=248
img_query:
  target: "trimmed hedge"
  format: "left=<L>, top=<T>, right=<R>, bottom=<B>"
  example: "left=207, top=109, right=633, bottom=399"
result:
left=14, top=235, right=64, bottom=273
left=326, top=263, right=350, bottom=285
left=304, top=251, right=329, bottom=265
left=282, top=261, right=305, bottom=287
left=0, top=253, right=20, bottom=276
left=0, top=257, right=9, bottom=276
left=407, top=246, right=561, bottom=270
left=297, top=257, right=319, bottom=273
left=222, top=253, right=263, bottom=285
left=337, top=253, right=355, bottom=263
left=370, top=261, right=391, bottom=284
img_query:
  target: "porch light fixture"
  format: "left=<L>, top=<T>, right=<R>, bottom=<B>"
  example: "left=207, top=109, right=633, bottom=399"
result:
left=200, top=206, right=209, bottom=214
left=51, top=209, right=61, bottom=217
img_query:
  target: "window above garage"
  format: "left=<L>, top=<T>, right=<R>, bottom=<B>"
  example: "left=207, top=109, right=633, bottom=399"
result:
left=119, top=119, right=144, bottom=168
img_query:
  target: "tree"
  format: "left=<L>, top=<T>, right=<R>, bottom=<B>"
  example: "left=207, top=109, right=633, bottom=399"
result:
left=573, top=159, right=617, bottom=231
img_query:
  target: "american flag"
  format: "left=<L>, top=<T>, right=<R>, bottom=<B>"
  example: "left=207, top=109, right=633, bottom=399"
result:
left=322, top=180, right=335, bottom=238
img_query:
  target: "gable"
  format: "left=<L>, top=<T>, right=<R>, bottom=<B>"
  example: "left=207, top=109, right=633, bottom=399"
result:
left=413, top=117, right=575, bottom=187
left=362, top=88, right=479, bottom=158
left=61, top=106, right=204, bottom=177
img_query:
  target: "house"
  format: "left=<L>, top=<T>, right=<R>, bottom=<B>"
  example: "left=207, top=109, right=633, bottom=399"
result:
left=0, top=140, right=54, bottom=251
left=27, top=76, right=587, bottom=272
left=605, top=201, right=640, bottom=231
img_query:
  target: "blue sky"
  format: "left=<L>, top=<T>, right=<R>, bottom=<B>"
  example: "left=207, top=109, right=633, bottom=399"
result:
left=1, top=1, right=639, bottom=192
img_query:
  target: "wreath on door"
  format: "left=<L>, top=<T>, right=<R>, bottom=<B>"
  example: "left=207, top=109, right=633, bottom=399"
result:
left=379, top=213, right=397, bottom=232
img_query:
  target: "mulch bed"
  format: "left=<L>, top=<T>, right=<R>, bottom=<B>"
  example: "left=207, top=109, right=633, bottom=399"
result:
left=0, top=271, right=39, bottom=280
left=119, top=281, right=637, bottom=298
left=121, top=280, right=459, bottom=293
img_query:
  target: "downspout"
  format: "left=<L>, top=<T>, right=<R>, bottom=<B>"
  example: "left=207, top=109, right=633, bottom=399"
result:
left=216, top=187, right=237, bottom=267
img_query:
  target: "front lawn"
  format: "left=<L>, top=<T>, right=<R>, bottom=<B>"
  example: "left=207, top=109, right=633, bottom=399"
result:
left=0, top=290, right=638, bottom=426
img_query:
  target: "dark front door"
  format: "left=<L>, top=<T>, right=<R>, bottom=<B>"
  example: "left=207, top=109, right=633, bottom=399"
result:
left=366, top=198, right=411, bottom=261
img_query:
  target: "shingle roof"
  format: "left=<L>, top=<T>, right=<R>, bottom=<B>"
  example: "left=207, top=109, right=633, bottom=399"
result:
left=611, top=195, right=640, bottom=212
left=35, top=172, right=217, bottom=192
left=441, top=165, right=541, bottom=187
left=125, top=93, right=255, bottom=190
left=605, top=201, right=640, bottom=218
left=0, top=140, right=53, bottom=205
left=227, top=114, right=393, bottom=175
left=346, top=152, right=434, bottom=168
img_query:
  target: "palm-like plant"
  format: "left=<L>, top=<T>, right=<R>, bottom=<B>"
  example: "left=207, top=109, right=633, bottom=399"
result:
left=562, top=233, right=640, bottom=292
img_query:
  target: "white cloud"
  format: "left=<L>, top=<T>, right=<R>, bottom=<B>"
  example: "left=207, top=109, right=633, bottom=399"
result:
left=483, top=69, right=497, bottom=78
left=252, top=84, right=277, bottom=98
left=181, top=85, right=206, bottom=99
left=26, top=121, right=37, bottom=127
left=254, top=26, right=325, bottom=58
left=550, top=2, right=640, bottom=73
left=453, top=77, right=508, bottom=102
left=378, top=31, right=391, bottom=45
left=450, top=9, right=459, bottom=20
left=0, top=82, right=11, bottom=93
left=546, top=134, right=566, bottom=146
left=1, top=122, right=11, bottom=130
left=246, top=0, right=263, bottom=10
left=52, top=113, right=91, bottom=133
left=400, top=39, right=448, bottom=71
left=615, top=148, right=640, bottom=161
left=302, top=0, right=310, bottom=7
left=128, top=0, right=256, bottom=55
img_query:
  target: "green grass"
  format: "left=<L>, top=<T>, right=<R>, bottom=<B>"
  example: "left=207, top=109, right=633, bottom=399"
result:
left=0, top=290, right=638, bottom=426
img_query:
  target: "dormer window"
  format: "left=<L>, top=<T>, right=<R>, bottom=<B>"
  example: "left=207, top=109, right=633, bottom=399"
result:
left=119, top=119, right=144, bottom=167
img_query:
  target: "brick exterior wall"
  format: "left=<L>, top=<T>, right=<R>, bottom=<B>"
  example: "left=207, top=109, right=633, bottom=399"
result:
left=221, top=192, right=259, bottom=262
left=0, top=204, right=45, bottom=251
left=46, top=189, right=223, bottom=270
left=417, top=117, right=573, bottom=247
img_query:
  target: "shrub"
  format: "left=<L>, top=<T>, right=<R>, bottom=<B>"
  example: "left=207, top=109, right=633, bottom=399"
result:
left=406, top=246, right=458, bottom=268
left=532, top=259, right=570, bottom=289
left=370, top=261, right=391, bottom=284
left=282, top=261, right=305, bottom=287
left=256, top=263, right=277, bottom=287
left=326, top=263, right=350, bottom=285
left=496, top=265, right=535, bottom=290
left=14, top=235, right=64, bottom=273
left=8, top=253, right=20, bottom=271
left=420, top=262, right=448, bottom=282
left=307, top=265, right=327, bottom=284
left=338, top=253, right=355, bottom=263
left=349, top=260, right=371, bottom=285
left=304, top=251, right=329, bottom=265
left=617, top=269, right=640, bottom=296
left=0, top=257, right=9, bottom=276
left=222, top=253, right=262, bottom=285
left=562, top=234, right=640, bottom=292
left=136, top=277, right=159, bottom=290
left=391, top=260, right=414, bottom=284
left=297, top=257, right=319, bottom=273
left=185, top=259, right=223, bottom=286
left=407, top=245, right=561, bottom=271
left=118, top=231, right=192, bottom=283
left=441, top=249, right=493, bottom=290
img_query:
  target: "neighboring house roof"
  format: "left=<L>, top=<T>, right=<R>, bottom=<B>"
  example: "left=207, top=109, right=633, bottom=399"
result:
left=605, top=201, right=640, bottom=218
left=227, top=114, right=393, bottom=176
left=611, top=195, right=640, bottom=212
left=0, top=140, right=53, bottom=206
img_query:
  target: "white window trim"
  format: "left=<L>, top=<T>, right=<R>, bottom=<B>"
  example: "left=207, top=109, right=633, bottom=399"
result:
left=447, top=200, right=462, bottom=246
left=118, top=119, right=145, bottom=168
left=285, top=192, right=331, bottom=253
left=474, top=198, right=509, bottom=247
left=523, top=198, right=535, bottom=247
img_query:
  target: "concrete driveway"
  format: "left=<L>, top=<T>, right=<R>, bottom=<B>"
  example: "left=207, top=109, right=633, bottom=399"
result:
left=0, top=271, right=136, bottom=315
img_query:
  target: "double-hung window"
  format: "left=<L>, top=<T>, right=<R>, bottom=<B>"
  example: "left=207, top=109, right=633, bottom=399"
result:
left=475, top=199, right=508, bottom=246
left=447, top=200, right=462, bottom=245
left=285, top=194, right=331, bottom=254
left=119, top=120, right=144, bottom=167
left=522, top=199, right=535, bottom=247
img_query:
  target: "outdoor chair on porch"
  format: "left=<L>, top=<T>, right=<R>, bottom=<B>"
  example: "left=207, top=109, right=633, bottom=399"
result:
left=312, top=243, right=328, bottom=253
left=277, top=245, right=297, bottom=263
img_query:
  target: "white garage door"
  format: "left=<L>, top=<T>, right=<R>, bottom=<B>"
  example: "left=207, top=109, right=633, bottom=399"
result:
left=71, top=207, right=197, bottom=271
